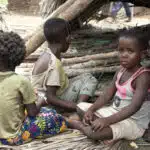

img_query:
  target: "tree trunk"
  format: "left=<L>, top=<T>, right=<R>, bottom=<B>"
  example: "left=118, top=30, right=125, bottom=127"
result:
left=39, top=0, right=66, bottom=19
left=25, top=0, right=95, bottom=56
left=64, top=58, right=119, bottom=69
left=25, top=0, right=150, bottom=56
left=66, top=66, right=120, bottom=77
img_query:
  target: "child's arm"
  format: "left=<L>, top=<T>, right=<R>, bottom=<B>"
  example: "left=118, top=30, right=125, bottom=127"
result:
left=25, top=103, right=40, bottom=117
left=46, top=86, right=77, bottom=111
left=83, top=72, right=117, bottom=124
left=92, top=72, right=150, bottom=131
left=20, top=77, right=42, bottom=117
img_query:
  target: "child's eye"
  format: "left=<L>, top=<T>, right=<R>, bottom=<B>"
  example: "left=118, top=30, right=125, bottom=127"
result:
left=118, top=48, right=123, bottom=52
left=127, top=48, right=134, bottom=53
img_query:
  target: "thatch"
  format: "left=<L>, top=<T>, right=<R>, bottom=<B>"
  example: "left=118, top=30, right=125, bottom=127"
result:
left=0, top=130, right=150, bottom=150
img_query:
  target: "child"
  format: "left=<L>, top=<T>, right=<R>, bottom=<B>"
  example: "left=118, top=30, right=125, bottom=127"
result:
left=111, top=2, right=133, bottom=22
left=31, top=18, right=97, bottom=113
left=0, top=31, right=67, bottom=145
left=69, top=27, right=150, bottom=142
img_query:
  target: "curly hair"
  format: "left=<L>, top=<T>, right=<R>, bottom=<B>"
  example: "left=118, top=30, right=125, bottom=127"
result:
left=0, top=31, right=26, bottom=71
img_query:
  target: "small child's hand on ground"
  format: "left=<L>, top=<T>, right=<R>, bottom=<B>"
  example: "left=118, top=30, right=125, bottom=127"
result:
left=91, top=118, right=110, bottom=132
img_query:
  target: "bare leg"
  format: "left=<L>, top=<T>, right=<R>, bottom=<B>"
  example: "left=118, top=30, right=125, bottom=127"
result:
left=68, top=120, right=113, bottom=141
left=82, top=125, right=113, bottom=141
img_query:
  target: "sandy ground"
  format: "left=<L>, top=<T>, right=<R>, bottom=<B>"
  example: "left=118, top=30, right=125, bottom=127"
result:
left=89, top=15, right=150, bottom=31
left=3, top=13, right=42, bottom=38
left=2, top=10, right=150, bottom=38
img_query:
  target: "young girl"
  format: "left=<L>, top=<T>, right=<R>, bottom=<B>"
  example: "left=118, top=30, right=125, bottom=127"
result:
left=69, top=27, right=150, bottom=142
left=0, top=31, right=67, bottom=145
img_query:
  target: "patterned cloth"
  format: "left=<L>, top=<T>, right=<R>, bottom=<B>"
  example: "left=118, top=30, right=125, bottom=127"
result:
left=59, top=73, right=98, bottom=102
left=0, top=107, right=68, bottom=145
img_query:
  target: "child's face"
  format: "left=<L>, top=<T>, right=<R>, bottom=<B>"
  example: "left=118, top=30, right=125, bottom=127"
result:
left=118, top=37, right=142, bottom=69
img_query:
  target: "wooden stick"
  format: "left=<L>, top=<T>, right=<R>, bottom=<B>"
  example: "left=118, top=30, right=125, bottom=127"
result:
left=64, top=58, right=119, bottom=69
left=66, top=66, right=120, bottom=77
left=25, top=0, right=94, bottom=56
left=62, top=51, right=118, bottom=65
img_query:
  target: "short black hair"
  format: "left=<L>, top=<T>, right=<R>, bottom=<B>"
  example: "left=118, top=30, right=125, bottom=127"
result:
left=119, top=25, right=150, bottom=51
left=0, top=31, right=26, bottom=71
left=43, top=18, right=71, bottom=43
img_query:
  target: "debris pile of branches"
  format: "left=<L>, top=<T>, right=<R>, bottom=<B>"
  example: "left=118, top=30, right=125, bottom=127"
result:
left=16, top=29, right=119, bottom=78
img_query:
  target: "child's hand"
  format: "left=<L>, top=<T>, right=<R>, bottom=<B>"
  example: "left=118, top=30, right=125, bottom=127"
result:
left=91, top=118, right=109, bottom=132
left=83, top=109, right=94, bottom=125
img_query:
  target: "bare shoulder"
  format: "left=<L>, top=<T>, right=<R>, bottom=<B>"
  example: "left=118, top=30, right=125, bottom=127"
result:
left=32, top=52, right=51, bottom=75
left=113, top=68, right=121, bottom=81
left=136, top=71, right=150, bottom=88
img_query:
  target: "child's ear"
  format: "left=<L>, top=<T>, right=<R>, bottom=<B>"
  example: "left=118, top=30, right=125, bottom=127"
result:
left=147, top=49, right=150, bottom=57
left=141, top=50, right=147, bottom=59
left=66, top=35, right=71, bottom=43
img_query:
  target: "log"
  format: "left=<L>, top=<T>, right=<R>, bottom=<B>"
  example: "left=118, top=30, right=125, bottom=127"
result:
left=25, top=0, right=150, bottom=56
left=64, top=58, right=119, bottom=69
left=16, top=65, right=119, bottom=78
left=39, top=0, right=66, bottom=19
left=66, top=66, right=120, bottom=77
left=24, top=46, right=116, bottom=62
left=58, top=0, right=94, bottom=20
left=61, top=51, right=100, bottom=58
left=25, top=0, right=96, bottom=56
left=62, top=51, right=118, bottom=65
left=45, top=0, right=75, bottom=21
left=79, top=0, right=106, bottom=22
left=24, top=52, right=97, bottom=62
left=73, top=29, right=118, bottom=38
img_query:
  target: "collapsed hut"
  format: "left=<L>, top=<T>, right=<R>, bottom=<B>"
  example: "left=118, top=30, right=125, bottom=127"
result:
left=1, top=0, right=150, bottom=149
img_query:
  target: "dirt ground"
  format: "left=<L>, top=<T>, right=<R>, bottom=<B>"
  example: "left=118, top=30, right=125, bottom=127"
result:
left=2, top=8, right=150, bottom=38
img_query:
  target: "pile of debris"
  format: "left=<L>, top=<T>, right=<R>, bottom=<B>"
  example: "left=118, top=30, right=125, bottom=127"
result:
left=17, top=28, right=119, bottom=76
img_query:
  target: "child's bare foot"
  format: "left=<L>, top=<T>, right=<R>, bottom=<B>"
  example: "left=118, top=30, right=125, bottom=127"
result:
left=68, top=120, right=84, bottom=130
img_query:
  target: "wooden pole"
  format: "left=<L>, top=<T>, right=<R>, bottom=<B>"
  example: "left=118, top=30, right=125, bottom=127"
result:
left=25, top=0, right=95, bottom=56
left=66, top=66, right=120, bottom=77
left=62, top=51, right=118, bottom=65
